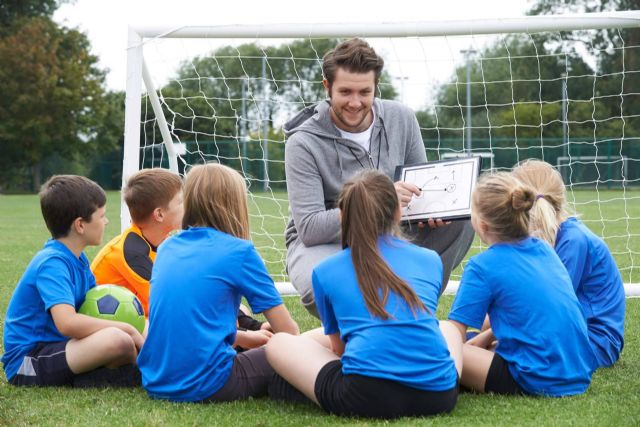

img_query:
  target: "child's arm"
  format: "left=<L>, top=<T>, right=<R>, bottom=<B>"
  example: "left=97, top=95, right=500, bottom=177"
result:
left=234, top=329, right=273, bottom=349
left=449, top=320, right=468, bottom=343
left=328, top=333, right=345, bottom=356
left=467, top=328, right=496, bottom=350
left=262, top=304, right=299, bottom=335
left=50, top=304, right=144, bottom=351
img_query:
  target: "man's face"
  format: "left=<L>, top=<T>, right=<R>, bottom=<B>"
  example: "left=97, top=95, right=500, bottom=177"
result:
left=324, top=68, right=375, bottom=133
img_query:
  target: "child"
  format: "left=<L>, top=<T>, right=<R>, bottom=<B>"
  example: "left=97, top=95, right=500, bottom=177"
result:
left=2, top=175, right=144, bottom=387
left=91, top=168, right=183, bottom=315
left=266, top=170, right=462, bottom=419
left=91, top=168, right=267, bottom=337
left=137, top=163, right=299, bottom=403
left=448, top=172, right=596, bottom=396
left=512, top=159, right=625, bottom=368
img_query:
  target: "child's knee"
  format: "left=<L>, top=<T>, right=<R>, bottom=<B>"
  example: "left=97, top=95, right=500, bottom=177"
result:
left=266, top=333, right=292, bottom=357
left=102, top=327, right=137, bottom=358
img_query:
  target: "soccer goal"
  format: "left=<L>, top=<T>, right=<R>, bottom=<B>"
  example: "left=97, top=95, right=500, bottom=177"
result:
left=124, top=11, right=640, bottom=289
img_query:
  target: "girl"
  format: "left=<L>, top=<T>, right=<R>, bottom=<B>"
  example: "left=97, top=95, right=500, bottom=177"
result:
left=266, top=170, right=462, bottom=419
left=448, top=172, right=596, bottom=396
left=138, top=163, right=298, bottom=403
left=512, top=159, right=625, bottom=368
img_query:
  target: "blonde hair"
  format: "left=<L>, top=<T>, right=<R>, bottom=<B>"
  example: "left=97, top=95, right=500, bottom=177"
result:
left=473, top=172, right=535, bottom=242
left=182, top=163, right=250, bottom=240
left=339, top=170, right=426, bottom=320
left=512, top=159, right=571, bottom=246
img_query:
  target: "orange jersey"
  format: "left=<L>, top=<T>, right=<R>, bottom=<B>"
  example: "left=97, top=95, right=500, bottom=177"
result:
left=91, top=224, right=156, bottom=316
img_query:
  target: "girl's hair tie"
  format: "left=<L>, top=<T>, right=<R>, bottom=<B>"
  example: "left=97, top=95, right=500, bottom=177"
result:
left=536, top=194, right=546, bottom=200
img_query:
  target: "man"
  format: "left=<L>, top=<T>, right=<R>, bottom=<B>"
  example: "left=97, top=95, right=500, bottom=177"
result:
left=284, top=38, right=475, bottom=317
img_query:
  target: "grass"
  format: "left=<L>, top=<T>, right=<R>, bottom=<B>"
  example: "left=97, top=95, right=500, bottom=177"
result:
left=1, top=191, right=640, bottom=426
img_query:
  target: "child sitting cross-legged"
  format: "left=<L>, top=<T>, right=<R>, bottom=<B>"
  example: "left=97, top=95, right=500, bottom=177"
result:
left=91, top=168, right=268, bottom=338
left=513, top=159, right=625, bottom=368
left=137, top=163, right=299, bottom=403
left=2, top=175, right=144, bottom=387
left=448, top=172, right=596, bottom=396
left=266, top=170, right=462, bottom=419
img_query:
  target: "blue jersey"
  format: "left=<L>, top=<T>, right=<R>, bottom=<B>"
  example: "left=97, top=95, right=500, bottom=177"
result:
left=137, top=227, right=283, bottom=402
left=448, top=237, right=596, bottom=396
left=313, top=236, right=458, bottom=392
left=556, top=217, right=625, bottom=367
left=2, top=240, right=95, bottom=381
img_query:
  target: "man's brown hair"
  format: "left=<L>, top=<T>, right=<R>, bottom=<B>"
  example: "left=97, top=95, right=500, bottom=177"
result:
left=322, top=38, right=384, bottom=88
left=124, top=169, right=183, bottom=223
left=40, top=175, right=106, bottom=239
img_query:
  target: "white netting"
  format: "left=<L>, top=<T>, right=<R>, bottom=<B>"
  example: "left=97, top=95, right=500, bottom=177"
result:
left=128, top=16, right=640, bottom=284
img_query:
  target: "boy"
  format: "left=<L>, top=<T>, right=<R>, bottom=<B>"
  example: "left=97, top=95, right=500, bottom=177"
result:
left=91, top=168, right=183, bottom=315
left=2, top=175, right=144, bottom=387
left=91, top=168, right=269, bottom=339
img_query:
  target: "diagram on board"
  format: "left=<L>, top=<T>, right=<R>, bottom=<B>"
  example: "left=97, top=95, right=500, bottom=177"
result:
left=396, top=157, right=480, bottom=221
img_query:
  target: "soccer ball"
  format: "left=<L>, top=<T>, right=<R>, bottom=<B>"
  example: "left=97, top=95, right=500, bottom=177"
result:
left=79, top=285, right=145, bottom=334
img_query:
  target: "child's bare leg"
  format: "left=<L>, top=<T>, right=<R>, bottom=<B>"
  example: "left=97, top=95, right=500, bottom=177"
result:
left=266, top=333, right=339, bottom=405
left=302, top=327, right=331, bottom=348
left=460, top=343, right=494, bottom=393
left=239, top=303, right=251, bottom=316
left=439, top=320, right=463, bottom=377
left=66, top=327, right=137, bottom=374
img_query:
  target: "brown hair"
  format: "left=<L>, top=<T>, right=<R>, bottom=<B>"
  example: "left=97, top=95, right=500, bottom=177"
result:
left=339, top=170, right=426, bottom=320
left=182, top=163, right=250, bottom=240
left=512, top=159, right=571, bottom=246
left=124, top=169, right=183, bottom=223
left=40, top=175, right=106, bottom=239
left=322, top=38, right=385, bottom=88
left=472, top=172, right=535, bottom=242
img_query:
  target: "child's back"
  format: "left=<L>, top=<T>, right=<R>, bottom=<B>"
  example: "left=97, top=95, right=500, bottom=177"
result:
left=451, top=236, right=595, bottom=396
left=313, top=236, right=457, bottom=391
left=556, top=217, right=625, bottom=366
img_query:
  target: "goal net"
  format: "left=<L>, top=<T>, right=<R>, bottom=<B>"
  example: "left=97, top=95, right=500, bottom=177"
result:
left=124, top=11, right=640, bottom=287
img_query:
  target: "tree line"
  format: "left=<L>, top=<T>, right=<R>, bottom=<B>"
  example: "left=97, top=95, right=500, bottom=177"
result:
left=1, top=0, right=637, bottom=192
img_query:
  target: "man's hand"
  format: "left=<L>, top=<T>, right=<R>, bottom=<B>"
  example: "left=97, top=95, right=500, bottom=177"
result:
left=394, top=181, right=421, bottom=208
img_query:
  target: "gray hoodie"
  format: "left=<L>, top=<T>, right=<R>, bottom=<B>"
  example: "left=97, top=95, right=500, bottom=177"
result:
left=284, top=98, right=426, bottom=248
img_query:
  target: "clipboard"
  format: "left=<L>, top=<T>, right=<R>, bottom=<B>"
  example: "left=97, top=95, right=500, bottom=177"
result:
left=394, top=156, right=481, bottom=222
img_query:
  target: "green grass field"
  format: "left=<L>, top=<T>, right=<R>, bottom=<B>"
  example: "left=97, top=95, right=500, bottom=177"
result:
left=1, top=190, right=639, bottom=426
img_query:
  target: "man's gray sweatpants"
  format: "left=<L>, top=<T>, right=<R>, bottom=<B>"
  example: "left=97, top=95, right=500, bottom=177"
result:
left=286, top=219, right=475, bottom=318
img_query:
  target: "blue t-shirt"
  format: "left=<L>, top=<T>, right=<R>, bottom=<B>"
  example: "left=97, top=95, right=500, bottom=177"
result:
left=137, top=227, right=283, bottom=402
left=2, top=240, right=96, bottom=381
left=555, top=217, right=625, bottom=368
left=448, top=237, right=596, bottom=397
left=313, top=236, right=458, bottom=392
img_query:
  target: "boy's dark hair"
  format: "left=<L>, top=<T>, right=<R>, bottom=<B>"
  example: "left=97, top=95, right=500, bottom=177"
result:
left=40, top=175, right=107, bottom=239
left=124, top=169, right=182, bottom=223
left=322, top=38, right=385, bottom=88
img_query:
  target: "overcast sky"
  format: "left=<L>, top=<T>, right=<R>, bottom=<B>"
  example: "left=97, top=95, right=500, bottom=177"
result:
left=53, top=0, right=532, bottom=109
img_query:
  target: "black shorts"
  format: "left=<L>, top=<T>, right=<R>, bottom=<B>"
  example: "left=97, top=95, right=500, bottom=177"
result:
left=204, top=347, right=275, bottom=402
left=484, top=353, right=526, bottom=395
left=314, top=360, right=458, bottom=419
left=10, top=341, right=74, bottom=387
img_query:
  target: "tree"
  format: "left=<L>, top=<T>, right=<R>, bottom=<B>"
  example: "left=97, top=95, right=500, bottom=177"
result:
left=0, top=16, right=107, bottom=190
left=528, top=0, right=640, bottom=135
left=0, top=0, right=61, bottom=35
left=152, top=39, right=397, bottom=186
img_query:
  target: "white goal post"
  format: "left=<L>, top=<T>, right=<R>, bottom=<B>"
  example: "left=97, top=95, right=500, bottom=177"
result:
left=124, top=11, right=640, bottom=292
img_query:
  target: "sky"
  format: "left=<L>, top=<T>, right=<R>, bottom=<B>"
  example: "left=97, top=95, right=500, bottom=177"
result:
left=53, top=0, right=532, bottom=109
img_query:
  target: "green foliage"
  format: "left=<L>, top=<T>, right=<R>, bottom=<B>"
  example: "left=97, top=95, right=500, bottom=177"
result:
left=0, top=0, right=61, bottom=35
left=0, top=16, right=107, bottom=191
left=146, top=39, right=397, bottom=180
